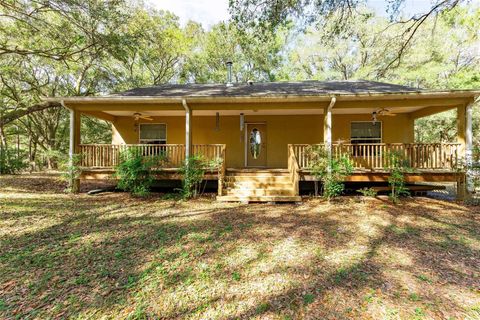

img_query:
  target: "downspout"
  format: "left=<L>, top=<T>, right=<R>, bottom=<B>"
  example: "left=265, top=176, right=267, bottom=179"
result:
left=182, top=98, right=192, bottom=159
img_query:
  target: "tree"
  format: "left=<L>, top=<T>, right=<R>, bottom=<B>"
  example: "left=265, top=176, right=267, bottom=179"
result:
left=112, top=8, right=194, bottom=91
left=0, top=0, right=131, bottom=168
left=229, top=0, right=464, bottom=67
left=180, top=22, right=288, bottom=83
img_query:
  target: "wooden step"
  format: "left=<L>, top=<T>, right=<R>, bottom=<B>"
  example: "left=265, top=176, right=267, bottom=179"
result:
left=226, top=188, right=295, bottom=196
left=217, top=195, right=302, bottom=203
left=225, top=176, right=291, bottom=183
left=225, top=181, right=293, bottom=189
left=227, top=168, right=289, bottom=173
left=226, top=171, right=290, bottom=177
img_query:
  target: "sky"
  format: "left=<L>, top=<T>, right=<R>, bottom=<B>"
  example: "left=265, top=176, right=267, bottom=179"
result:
left=149, top=0, right=454, bottom=27
left=149, top=0, right=229, bottom=27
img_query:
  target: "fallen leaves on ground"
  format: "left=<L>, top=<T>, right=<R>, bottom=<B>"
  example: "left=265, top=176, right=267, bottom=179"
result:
left=0, top=175, right=479, bottom=319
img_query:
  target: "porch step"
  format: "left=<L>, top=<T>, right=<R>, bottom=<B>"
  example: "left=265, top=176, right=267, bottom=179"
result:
left=219, top=168, right=299, bottom=202
left=226, top=172, right=290, bottom=177
left=227, top=168, right=289, bottom=173
left=225, top=176, right=291, bottom=183
left=226, top=188, right=295, bottom=196
left=217, top=195, right=302, bottom=203
left=225, top=181, right=293, bottom=189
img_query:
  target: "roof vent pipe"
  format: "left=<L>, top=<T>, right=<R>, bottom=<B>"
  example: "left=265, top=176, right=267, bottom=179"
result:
left=226, top=61, right=233, bottom=87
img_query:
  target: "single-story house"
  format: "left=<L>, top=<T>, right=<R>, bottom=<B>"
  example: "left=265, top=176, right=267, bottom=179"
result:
left=51, top=78, right=479, bottom=202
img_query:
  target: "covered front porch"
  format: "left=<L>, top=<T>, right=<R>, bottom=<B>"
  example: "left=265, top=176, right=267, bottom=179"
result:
left=61, top=82, right=477, bottom=201
left=76, top=142, right=467, bottom=200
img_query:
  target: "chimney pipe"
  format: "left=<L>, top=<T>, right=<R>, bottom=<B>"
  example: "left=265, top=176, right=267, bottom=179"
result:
left=226, top=61, right=233, bottom=87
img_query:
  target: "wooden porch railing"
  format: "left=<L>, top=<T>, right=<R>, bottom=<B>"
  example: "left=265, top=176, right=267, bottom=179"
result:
left=79, top=144, right=225, bottom=169
left=291, top=143, right=461, bottom=170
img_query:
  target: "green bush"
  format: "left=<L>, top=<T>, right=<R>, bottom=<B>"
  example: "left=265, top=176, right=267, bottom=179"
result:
left=357, top=187, right=378, bottom=197
left=386, top=151, right=411, bottom=203
left=179, top=155, right=222, bottom=199
left=471, top=146, right=480, bottom=192
left=114, top=148, right=163, bottom=197
left=307, top=146, right=353, bottom=200
left=0, top=147, right=27, bottom=174
left=59, top=154, right=82, bottom=193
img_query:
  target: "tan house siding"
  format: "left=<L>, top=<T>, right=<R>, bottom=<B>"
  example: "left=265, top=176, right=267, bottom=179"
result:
left=111, top=113, right=414, bottom=168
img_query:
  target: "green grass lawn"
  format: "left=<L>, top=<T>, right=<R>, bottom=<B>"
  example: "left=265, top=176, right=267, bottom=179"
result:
left=1, top=175, right=479, bottom=319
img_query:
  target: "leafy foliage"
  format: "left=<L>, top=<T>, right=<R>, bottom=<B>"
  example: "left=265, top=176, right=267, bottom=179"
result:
left=386, top=151, right=412, bottom=203
left=0, top=146, right=27, bottom=174
left=60, top=154, right=82, bottom=193
left=0, top=1, right=479, bottom=172
left=179, top=156, right=222, bottom=199
left=470, top=147, right=480, bottom=194
left=307, top=146, right=353, bottom=200
left=115, top=148, right=163, bottom=197
left=357, top=187, right=378, bottom=197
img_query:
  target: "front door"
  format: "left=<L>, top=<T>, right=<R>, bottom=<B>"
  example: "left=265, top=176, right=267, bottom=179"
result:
left=246, top=123, right=267, bottom=167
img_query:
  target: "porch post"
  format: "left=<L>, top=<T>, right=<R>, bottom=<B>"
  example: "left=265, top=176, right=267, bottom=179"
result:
left=456, top=102, right=474, bottom=199
left=323, top=96, right=336, bottom=160
left=68, top=106, right=81, bottom=193
left=182, top=99, right=192, bottom=159
left=465, top=102, right=474, bottom=194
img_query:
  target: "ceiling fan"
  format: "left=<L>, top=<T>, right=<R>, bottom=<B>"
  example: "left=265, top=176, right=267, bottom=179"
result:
left=376, top=108, right=397, bottom=116
left=372, top=108, right=396, bottom=123
left=133, top=112, right=153, bottom=121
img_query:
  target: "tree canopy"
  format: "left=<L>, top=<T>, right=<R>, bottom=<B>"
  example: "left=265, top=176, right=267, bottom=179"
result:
left=0, top=0, right=478, bottom=170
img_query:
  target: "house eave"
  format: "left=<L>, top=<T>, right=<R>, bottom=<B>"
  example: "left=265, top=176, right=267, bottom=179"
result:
left=47, top=89, right=480, bottom=106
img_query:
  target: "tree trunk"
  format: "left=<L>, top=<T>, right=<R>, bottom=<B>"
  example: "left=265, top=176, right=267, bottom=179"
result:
left=0, top=124, right=7, bottom=149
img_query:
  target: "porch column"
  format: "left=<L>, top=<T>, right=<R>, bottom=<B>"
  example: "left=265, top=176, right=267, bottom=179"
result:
left=182, top=99, right=192, bottom=159
left=456, top=102, right=474, bottom=199
left=69, top=107, right=81, bottom=193
left=323, top=97, right=336, bottom=160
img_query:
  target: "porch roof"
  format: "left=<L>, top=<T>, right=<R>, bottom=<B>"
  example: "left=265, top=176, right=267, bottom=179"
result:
left=51, top=80, right=480, bottom=104
left=117, top=80, right=421, bottom=97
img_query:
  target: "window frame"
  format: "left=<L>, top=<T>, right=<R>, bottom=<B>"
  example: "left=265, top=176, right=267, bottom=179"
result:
left=350, top=121, right=382, bottom=144
left=138, top=123, right=167, bottom=144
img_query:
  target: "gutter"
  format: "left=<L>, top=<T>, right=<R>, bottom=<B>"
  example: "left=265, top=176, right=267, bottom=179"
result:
left=43, top=89, right=480, bottom=105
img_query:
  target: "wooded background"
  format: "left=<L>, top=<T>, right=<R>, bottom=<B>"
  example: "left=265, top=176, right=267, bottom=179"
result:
left=0, top=0, right=478, bottom=171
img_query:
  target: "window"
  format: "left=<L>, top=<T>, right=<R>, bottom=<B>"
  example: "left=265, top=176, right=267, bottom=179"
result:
left=350, top=122, right=381, bottom=144
left=139, top=124, right=166, bottom=144
left=249, top=128, right=262, bottom=159
left=350, top=122, right=381, bottom=156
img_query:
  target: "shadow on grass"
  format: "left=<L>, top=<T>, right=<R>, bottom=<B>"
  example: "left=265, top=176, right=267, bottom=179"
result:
left=0, top=179, right=479, bottom=319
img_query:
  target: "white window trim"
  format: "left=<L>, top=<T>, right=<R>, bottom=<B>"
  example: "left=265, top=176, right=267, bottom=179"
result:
left=350, top=121, right=382, bottom=144
left=138, top=123, right=167, bottom=144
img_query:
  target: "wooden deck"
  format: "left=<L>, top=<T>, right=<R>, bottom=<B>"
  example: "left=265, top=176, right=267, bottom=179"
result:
left=77, top=143, right=466, bottom=201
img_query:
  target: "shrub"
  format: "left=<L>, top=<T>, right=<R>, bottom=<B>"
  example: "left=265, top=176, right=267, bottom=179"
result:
left=60, top=154, right=82, bottom=193
left=307, top=145, right=353, bottom=200
left=0, top=146, right=27, bottom=174
left=470, top=146, right=480, bottom=193
left=115, top=148, right=163, bottom=197
left=357, top=187, right=378, bottom=197
left=179, top=155, right=222, bottom=199
left=386, top=151, right=411, bottom=203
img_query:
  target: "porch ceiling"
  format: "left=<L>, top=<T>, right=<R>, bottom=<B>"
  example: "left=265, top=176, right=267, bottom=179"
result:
left=102, top=105, right=427, bottom=116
